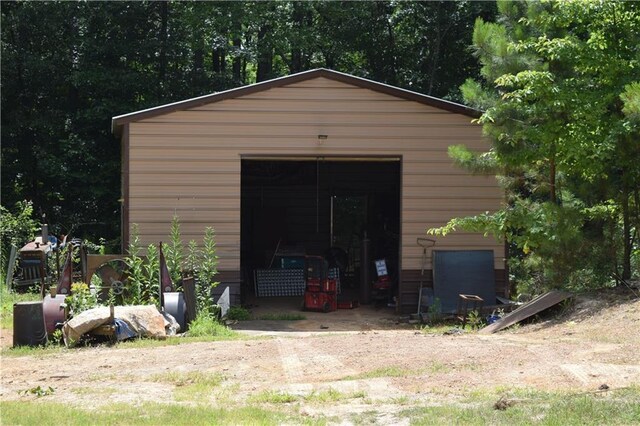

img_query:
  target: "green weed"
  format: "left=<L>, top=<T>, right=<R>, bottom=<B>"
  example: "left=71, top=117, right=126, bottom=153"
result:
left=150, top=370, right=223, bottom=387
left=403, top=387, right=640, bottom=425
left=0, top=401, right=305, bottom=425
left=342, top=366, right=411, bottom=380
left=0, top=286, right=40, bottom=330
left=150, top=371, right=224, bottom=403
left=187, top=313, right=238, bottom=338
left=227, top=306, right=251, bottom=321
left=19, top=385, right=55, bottom=398
left=304, top=388, right=365, bottom=403
left=249, top=390, right=300, bottom=404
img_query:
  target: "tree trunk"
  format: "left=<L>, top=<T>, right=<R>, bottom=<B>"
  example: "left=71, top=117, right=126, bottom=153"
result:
left=212, top=47, right=225, bottom=74
left=549, top=148, right=557, bottom=204
left=290, top=1, right=304, bottom=73
left=622, top=184, right=631, bottom=280
left=158, top=1, right=169, bottom=98
left=256, top=24, right=273, bottom=82
left=232, top=37, right=242, bottom=83
left=386, top=8, right=397, bottom=85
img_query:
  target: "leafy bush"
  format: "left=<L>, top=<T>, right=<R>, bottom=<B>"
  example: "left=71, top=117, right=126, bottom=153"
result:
left=122, top=218, right=220, bottom=310
left=124, top=225, right=144, bottom=305
left=0, top=201, right=38, bottom=283
left=196, top=227, right=219, bottom=315
left=227, top=306, right=250, bottom=321
left=187, top=312, right=236, bottom=338
left=142, top=243, right=159, bottom=306
left=66, top=282, right=100, bottom=316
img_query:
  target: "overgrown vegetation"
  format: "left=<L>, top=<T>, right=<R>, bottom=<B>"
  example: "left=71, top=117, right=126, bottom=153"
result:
left=0, top=201, right=38, bottom=284
left=2, top=386, right=638, bottom=425
left=119, top=216, right=219, bottom=315
left=227, top=306, right=251, bottom=321
left=65, top=282, right=99, bottom=316
left=0, top=401, right=303, bottom=425
left=430, top=1, right=640, bottom=295
left=187, top=312, right=237, bottom=339
left=404, top=387, right=640, bottom=425
left=0, top=211, right=228, bottom=347
left=0, top=285, right=37, bottom=330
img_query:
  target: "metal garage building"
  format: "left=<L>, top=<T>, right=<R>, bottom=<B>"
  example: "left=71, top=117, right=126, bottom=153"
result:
left=112, top=69, right=507, bottom=312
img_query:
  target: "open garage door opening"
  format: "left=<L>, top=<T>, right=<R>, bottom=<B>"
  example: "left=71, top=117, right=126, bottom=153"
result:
left=241, top=157, right=401, bottom=306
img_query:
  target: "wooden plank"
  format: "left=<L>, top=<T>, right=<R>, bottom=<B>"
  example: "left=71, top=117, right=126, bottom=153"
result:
left=479, top=291, right=572, bottom=334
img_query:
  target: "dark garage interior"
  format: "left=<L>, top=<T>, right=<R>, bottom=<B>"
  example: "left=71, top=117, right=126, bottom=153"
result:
left=241, top=157, right=401, bottom=304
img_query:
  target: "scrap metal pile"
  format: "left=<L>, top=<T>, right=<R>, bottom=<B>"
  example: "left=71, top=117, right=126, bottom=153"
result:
left=9, top=225, right=202, bottom=347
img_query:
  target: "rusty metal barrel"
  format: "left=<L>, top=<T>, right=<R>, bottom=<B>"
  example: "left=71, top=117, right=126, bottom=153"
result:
left=13, top=301, right=48, bottom=347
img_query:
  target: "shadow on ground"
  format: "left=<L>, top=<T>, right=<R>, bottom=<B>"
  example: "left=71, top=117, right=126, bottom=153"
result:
left=230, top=296, right=409, bottom=336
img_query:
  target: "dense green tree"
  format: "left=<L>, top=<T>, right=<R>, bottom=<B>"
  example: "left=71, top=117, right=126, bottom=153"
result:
left=431, top=0, right=640, bottom=291
left=1, top=1, right=495, bottom=251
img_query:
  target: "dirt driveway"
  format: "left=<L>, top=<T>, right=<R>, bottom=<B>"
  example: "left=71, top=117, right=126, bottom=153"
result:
left=1, top=292, right=639, bottom=423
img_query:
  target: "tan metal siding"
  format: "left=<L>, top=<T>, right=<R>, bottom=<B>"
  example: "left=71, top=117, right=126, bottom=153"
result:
left=127, top=76, right=504, bottom=272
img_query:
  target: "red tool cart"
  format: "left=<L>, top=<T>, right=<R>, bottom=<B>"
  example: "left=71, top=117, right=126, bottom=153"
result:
left=303, top=256, right=337, bottom=313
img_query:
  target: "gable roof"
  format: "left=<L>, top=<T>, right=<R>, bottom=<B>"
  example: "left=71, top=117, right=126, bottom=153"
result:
left=111, top=68, right=480, bottom=136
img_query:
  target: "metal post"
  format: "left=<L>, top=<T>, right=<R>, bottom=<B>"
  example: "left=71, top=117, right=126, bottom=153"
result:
left=360, top=231, right=371, bottom=304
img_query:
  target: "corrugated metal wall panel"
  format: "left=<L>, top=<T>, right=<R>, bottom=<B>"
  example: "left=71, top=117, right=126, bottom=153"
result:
left=127, top=76, right=504, bottom=274
left=131, top=124, right=485, bottom=140
left=143, top=111, right=471, bottom=126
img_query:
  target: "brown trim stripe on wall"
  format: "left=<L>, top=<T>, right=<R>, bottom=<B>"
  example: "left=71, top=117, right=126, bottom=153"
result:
left=122, top=123, right=130, bottom=252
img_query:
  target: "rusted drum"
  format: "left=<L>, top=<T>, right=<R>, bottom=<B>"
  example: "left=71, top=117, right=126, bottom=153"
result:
left=43, top=294, right=67, bottom=335
left=13, top=301, right=48, bottom=347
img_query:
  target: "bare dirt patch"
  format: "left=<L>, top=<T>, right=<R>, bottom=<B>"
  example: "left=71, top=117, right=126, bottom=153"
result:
left=1, top=289, right=639, bottom=423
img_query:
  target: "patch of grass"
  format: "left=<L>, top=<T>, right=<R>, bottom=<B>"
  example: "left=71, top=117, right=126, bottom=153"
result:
left=403, top=387, right=640, bottom=425
left=0, top=401, right=308, bottom=425
left=150, top=371, right=224, bottom=403
left=214, top=383, right=242, bottom=405
left=114, top=332, right=245, bottom=350
left=350, top=410, right=380, bottom=425
left=3, top=329, right=250, bottom=357
left=227, top=306, right=251, bottom=321
left=388, top=395, right=411, bottom=405
left=0, top=287, right=41, bottom=330
left=343, top=366, right=411, bottom=380
left=304, top=388, right=365, bottom=403
left=426, top=361, right=450, bottom=374
left=188, top=313, right=238, bottom=338
left=250, top=388, right=366, bottom=405
left=343, top=362, right=450, bottom=381
left=417, top=323, right=457, bottom=335
left=249, top=390, right=300, bottom=404
left=258, top=313, right=306, bottom=321
left=2, top=343, right=67, bottom=357
left=86, top=372, right=136, bottom=382
left=150, top=370, right=223, bottom=387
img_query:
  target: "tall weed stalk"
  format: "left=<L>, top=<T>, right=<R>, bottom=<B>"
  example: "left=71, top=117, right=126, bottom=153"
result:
left=143, top=243, right=160, bottom=306
left=166, top=215, right=184, bottom=290
left=197, top=227, right=219, bottom=315
left=125, top=225, right=144, bottom=305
